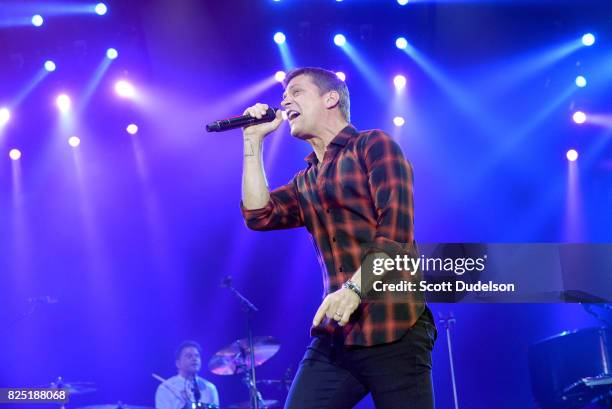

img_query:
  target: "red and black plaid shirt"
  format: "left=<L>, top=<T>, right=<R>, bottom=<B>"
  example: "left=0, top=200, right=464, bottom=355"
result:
left=242, top=125, right=424, bottom=346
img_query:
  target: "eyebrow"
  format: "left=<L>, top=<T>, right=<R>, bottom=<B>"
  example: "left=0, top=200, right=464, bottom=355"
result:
left=282, top=84, right=301, bottom=100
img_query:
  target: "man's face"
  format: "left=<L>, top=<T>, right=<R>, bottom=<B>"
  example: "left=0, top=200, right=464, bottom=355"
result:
left=281, top=74, right=328, bottom=138
left=176, top=346, right=201, bottom=375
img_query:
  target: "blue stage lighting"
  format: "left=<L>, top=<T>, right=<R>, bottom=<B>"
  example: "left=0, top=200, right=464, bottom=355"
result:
left=575, top=75, right=587, bottom=88
left=126, top=124, right=139, bottom=135
left=95, top=3, right=108, bottom=16
left=581, top=33, right=595, bottom=46
left=9, top=149, right=22, bottom=161
left=44, top=60, right=56, bottom=72
left=566, top=149, right=578, bottom=162
left=275, top=71, right=286, bottom=82
left=68, top=136, right=81, bottom=148
left=106, top=48, right=118, bottom=60
left=394, top=75, right=407, bottom=90
left=398, top=0, right=409, bottom=5
left=31, top=15, right=44, bottom=27
left=0, top=108, right=9, bottom=126
left=336, top=72, right=346, bottom=82
left=56, top=94, right=71, bottom=112
left=334, top=34, right=346, bottom=47
left=572, top=111, right=586, bottom=124
left=395, top=37, right=408, bottom=50
left=273, top=32, right=286, bottom=45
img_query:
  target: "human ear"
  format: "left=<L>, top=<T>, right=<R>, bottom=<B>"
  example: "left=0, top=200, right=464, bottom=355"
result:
left=325, top=91, right=340, bottom=109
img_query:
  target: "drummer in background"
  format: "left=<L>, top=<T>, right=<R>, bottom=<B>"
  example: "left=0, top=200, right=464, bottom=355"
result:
left=155, top=340, right=219, bottom=409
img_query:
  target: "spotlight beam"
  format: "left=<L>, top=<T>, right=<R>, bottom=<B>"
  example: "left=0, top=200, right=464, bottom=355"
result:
left=277, top=42, right=296, bottom=71
left=340, top=42, right=387, bottom=102
left=400, top=43, right=501, bottom=137
left=77, top=57, right=113, bottom=115
left=11, top=69, right=50, bottom=107
left=478, top=37, right=583, bottom=98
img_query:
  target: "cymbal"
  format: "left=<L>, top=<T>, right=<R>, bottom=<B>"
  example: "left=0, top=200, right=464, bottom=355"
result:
left=228, top=399, right=279, bottom=409
left=77, top=405, right=154, bottom=409
left=49, top=379, right=97, bottom=395
left=208, top=336, right=280, bottom=375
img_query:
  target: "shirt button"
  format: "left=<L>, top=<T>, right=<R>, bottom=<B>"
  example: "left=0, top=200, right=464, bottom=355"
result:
left=339, top=266, right=343, bottom=272
left=326, top=208, right=331, bottom=214
left=332, top=237, right=337, bottom=242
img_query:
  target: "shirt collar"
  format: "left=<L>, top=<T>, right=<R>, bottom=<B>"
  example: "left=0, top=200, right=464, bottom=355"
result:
left=304, top=124, right=358, bottom=165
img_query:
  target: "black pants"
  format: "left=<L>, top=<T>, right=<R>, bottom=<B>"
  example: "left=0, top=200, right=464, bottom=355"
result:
left=285, top=308, right=437, bottom=409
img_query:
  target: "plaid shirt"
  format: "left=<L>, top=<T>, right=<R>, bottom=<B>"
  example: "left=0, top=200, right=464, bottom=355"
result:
left=242, top=125, right=424, bottom=346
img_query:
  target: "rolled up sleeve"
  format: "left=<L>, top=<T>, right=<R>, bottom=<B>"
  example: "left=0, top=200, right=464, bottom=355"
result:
left=241, top=176, right=304, bottom=231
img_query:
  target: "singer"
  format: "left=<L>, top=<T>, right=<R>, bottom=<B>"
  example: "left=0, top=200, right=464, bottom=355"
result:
left=240, top=67, right=437, bottom=409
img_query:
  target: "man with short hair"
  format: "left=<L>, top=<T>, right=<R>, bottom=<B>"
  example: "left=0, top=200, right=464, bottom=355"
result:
left=155, top=340, right=219, bottom=409
left=240, top=67, right=437, bottom=408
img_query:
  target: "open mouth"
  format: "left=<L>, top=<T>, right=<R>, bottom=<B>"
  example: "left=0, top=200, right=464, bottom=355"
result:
left=287, top=110, right=301, bottom=122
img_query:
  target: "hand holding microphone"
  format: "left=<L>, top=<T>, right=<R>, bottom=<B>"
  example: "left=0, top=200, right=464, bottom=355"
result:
left=206, top=103, right=284, bottom=141
left=242, top=103, right=284, bottom=141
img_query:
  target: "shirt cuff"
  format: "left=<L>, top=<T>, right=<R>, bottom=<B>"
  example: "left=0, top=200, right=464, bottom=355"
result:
left=240, top=200, right=273, bottom=224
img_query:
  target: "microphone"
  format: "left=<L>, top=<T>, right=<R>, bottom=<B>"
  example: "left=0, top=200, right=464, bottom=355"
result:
left=192, top=377, right=202, bottom=403
left=206, top=107, right=279, bottom=132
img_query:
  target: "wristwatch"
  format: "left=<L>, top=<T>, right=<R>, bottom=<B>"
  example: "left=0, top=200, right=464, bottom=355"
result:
left=342, top=279, right=363, bottom=299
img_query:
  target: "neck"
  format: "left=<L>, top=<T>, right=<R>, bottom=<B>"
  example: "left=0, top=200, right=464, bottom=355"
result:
left=306, top=116, right=349, bottom=165
left=179, top=371, right=196, bottom=380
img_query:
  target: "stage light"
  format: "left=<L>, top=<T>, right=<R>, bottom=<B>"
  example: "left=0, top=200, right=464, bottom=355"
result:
left=274, top=71, right=286, bottom=82
left=334, top=34, right=346, bottom=47
left=9, top=149, right=21, bottom=161
left=581, top=33, right=595, bottom=47
left=44, top=60, right=56, bottom=72
left=56, top=94, right=71, bottom=112
left=95, top=3, right=108, bottom=15
left=393, top=116, right=406, bottom=127
left=115, top=80, right=135, bottom=98
left=31, top=15, right=44, bottom=27
left=575, top=75, right=587, bottom=88
left=273, top=32, right=286, bottom=45
left=566, top=149, right=578, bottom=162
left=126, top=124, right=139, bottom=135
left=68, top=136, right=80, bottom=147
left=106, top=48, right=118, bottom=60
left=398, top=0, right=409, bottom=5
left=393, top=75, right=407, bottom=90
left=572, top=111, right=586, bottom=124
left=395, top=37, right=408, bottom=50
left=0, top=108, right=9, bottom=126
left=336, top=72, right=346, bottom=81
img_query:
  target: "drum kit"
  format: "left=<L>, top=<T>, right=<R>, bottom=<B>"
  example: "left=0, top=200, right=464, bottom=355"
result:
left=29, top=278, right=291, bottom=409
left=207, top=276, right=292, bottom=409
left=44, top=377, right=154, bottom=409
left=208, top=335, right=292, bottom=409
left=49, top=334, right=290, bottom=409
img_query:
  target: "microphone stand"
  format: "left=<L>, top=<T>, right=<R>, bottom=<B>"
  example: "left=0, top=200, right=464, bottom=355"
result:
left=439, top=312, right=460, bottom=409
left=222, top=276, right=261, bottom=409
